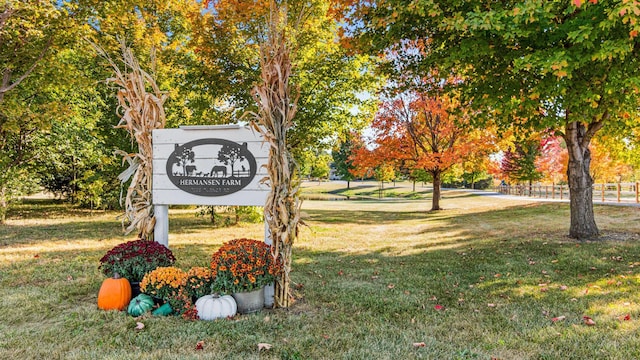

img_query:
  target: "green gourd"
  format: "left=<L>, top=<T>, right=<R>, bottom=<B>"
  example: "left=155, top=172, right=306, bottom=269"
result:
left=127, top=294, right=155, bottom=317
left=152, top=302, right=173, bottom=316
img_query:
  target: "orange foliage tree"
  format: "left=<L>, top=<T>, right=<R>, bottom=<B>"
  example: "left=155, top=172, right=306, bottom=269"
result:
left=361, top=91, right=484, bottom=211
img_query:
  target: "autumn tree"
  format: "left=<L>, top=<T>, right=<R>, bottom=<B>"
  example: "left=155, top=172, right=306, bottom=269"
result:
left=367, top=92, right=477, bottom=211
left=576, top=136, right=633, bottom=184
left=536, top=136, right=566, bottom=184
left=338, top=0, right=640, bottom=239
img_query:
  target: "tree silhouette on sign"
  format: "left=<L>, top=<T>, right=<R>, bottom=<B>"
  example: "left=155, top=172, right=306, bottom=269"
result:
left=175, top=144, right=195, bottom=176
left=217, top=144, right=245, bottom=176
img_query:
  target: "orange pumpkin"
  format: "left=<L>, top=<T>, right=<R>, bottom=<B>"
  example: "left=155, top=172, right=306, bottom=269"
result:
left=97, top=273, right=132, bottom=311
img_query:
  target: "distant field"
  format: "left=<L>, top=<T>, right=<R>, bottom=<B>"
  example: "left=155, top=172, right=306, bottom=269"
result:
left=300, top=180, right=434, bottom=200
left=2, top=191, right=640, bottom=359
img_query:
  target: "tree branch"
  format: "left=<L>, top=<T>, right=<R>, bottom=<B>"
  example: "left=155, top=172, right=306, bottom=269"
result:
left=0, top=36, right=54, bottom=98
left=0, top=8, right=14, bottom=32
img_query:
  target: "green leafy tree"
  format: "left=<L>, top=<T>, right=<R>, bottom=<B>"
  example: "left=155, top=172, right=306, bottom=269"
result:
left=0, top=0, right=83, bottom=222
left=338, top=0, right=640, bottom=238
left=500, top=138, right=543, bottom=194
left=309, top=152, right=332, bottom=181
left=194, top=0, right=379, bottom=162
left=374, top=163, right=396, bottom=189
left=331, top=133, right=358, bottom=188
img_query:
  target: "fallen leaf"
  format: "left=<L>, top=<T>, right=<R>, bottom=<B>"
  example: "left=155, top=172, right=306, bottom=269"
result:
left=263, top=316, right=270, bottom=322
left=487, top=303, right=496, bottom=308
left=552, top=316, right=566, bottom=322
left=404, top=290, right=411, bottom=295
left=429, top=296, right=438, bottom=301
left=413, top=342, right=426, bottom=348
left=583, top=316, right=596, bottom=326
left=559, top=285, right=568, bottom=291
left=258, top=343, right=273, bottom=351
left=322, top=334, right=330, bottom=340
left=195, top=341, right=204, bottom=350
left=434, top=305, right=444, bottom=311
left=387, top=283, right=395, bottom=289
left=34, top=254, right=40, bottom=258
left=623, top=314, right=631, bottom=321
left=624, top=302, right=631, bottom=306
left=338, top=270, right=344, bottom=276
left=67, top=275, right=73, bottom=281
left=135, top=322, right=145, bottom=331
left=540, top=288, right=549, bottom=292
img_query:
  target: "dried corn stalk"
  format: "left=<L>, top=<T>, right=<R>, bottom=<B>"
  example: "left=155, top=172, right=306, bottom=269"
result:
left=94, top=40, right=167, bottom=241
left=249, top=3, right=301, bottom=308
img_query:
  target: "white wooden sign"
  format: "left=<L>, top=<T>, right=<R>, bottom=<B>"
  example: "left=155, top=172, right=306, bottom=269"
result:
left=152, top=125, right=269, bottom=207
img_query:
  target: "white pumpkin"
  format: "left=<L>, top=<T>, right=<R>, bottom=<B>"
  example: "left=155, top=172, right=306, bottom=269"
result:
left=195, top=294, right=237, bottom=320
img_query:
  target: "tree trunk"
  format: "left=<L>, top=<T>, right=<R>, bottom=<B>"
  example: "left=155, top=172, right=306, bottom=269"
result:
left=431, top=170, right=442, bottom=211
left=347, top=180, right=350, bottom=189
left=564, top=121, right=599, bottom=239
left=0, top=186, right=6, bottom=224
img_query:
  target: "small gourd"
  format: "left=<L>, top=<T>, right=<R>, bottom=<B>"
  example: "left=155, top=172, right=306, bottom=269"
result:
left=195, top=294, right=237, bottom=320
left=152, top=302, right=173, bottom=316
left=97, top=273, right=132, bottom=311
left=127, top=294, right=155, bottom=317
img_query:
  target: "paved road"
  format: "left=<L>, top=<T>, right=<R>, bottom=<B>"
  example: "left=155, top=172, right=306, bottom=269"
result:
left=459, top=188, right=640, bottom=208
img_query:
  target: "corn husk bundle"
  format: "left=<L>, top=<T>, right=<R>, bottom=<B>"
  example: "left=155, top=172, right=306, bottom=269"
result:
left=94, top=40, right=167, bottom=241
left=248, top=3, right=301, bottom=308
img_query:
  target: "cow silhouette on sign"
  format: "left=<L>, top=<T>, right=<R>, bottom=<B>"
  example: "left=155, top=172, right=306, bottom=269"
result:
left=210, top=165, right=227, bottom=177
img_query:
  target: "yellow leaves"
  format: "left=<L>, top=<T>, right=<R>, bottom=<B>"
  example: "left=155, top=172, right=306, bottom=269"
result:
left=551, top=60, right=569, bottom=78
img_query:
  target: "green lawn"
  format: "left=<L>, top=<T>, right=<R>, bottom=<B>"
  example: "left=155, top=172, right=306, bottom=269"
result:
left=1, top=192, right=640, bottom=359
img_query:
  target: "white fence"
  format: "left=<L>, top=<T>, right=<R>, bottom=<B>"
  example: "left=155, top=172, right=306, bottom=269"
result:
left=495, top=183, right=640, bottom=203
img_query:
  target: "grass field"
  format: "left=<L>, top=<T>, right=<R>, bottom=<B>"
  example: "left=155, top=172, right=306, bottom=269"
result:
left=2, top=187, right=640, bottom=359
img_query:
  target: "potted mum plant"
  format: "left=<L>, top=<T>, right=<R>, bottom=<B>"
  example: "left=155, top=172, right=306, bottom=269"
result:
left=99, top=239, right=176, bottom=295
left=210, top=238, right=281, bottom=313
